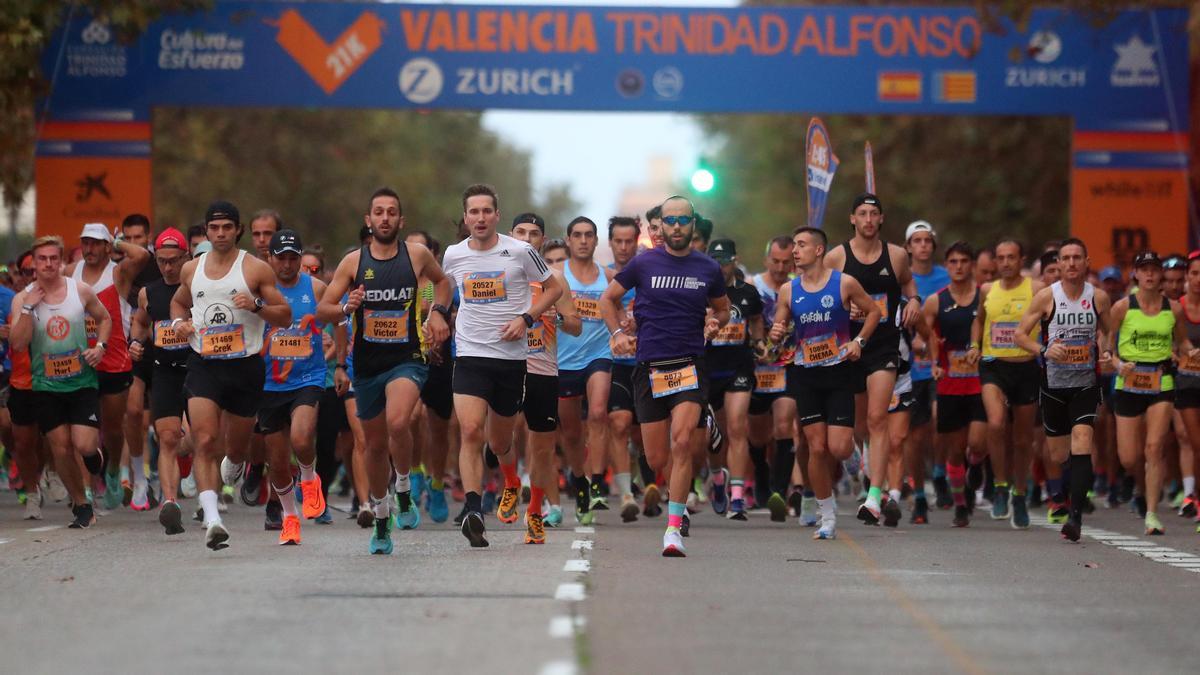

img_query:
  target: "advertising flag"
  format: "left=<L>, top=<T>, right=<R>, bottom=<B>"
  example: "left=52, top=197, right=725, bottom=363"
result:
left=806, top=117, right=839, bottom=229
left=864, top=141, right=875, bottom=194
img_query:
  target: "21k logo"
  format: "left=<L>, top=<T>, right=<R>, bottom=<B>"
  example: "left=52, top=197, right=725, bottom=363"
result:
left=269, top=9, right=385, bottom=95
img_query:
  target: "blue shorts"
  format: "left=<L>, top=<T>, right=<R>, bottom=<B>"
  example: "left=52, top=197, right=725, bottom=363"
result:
left=558, top=358, right=612, bottom=399
left=352, top=361, right=429, bottom=420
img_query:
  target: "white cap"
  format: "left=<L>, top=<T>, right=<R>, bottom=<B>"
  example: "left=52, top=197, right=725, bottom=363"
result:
left=80, top=222, right=113, bottom=242
left=905, top=220, right=935, bottom=242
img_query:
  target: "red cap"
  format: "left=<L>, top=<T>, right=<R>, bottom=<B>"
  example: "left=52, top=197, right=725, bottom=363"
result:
left=155, top=228, right=187, bottom=251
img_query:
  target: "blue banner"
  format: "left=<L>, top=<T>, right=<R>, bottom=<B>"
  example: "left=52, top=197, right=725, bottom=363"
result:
left=41, top=2, right=1189, bottom=132
left=806, top=118, right=839, bottom=230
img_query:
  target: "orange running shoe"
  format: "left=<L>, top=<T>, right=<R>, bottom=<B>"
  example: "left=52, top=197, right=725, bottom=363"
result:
left=300, top=476, right=326, bottom=520
left=279, top=515, right=302, bottom=545
left=497, top=486, right=520, bottom=523
left=524, top=511, right=545, bottom=544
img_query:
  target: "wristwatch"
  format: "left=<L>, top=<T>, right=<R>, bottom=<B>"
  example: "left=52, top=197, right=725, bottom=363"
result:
left=853, top=336, right=866, bottom=348
left=20, top=303, right=33, bottom=315
left=252, top=296, right=266, bottom=313
left=521, top=312, right=534, bottom=328
left=95, top=341, right=107, bottom=352
left=431, top=303, right=451, bottom=320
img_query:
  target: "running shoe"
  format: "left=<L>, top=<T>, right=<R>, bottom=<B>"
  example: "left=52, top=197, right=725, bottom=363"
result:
left=589, top=481, right=609, bottom=511
left=662, top=529, right=686, bottom=557
left=991, top=487, right=1010, bottom=520
left=882, top=498, right=902, bottom=527
left=692, top=477, right=708, bottom=504
left=1178, top=496, right=1197, bottom=518
left=857, top=501, right=881, bottom=526
left=45, top=471, right=68, bottom=502
left=300, top=476, right=326, bottom=520
left=103, top=472, right=122, bottom=510
left=709, top=468, right=728, bottom=515
left=369, top=515, right=393, bottom=555
left=766, top=492, right=787, bottom=523
left=24, top=490, right=43, bottom=520
left=220, top=485, right=236, bottom=505
left=642, top=484, right=663, bottom=517
left=787, top=488, right=804, bottom=517
left=454, top=503, right=469, bottom=526
left=396, top=495, right=421, bottom=530
left=1144, top=512, right=1164, bottom=536
left=1061, top=517, right=1081, bottom=542
left=481, top=489, right=497, bottom=514
left=545, top=505, right=563, bottom=528
left=131, top=481, right=151, bottom=512
left=159, top=500, right=185, bottom=535
left=1170, top=490, right=1185, bottom=510
left=813, top=517, right=836, bottom=540
left=356, top=505, right=375, bottom=529
left=461, top=511, right=489, bottom=548
left=121, top=478, right=134, bottom=507
left=205, top=521, right=230, bottom=550
left=575, top=506, right=595, bottom=526
left=680, top=513, right=691, bottom=537
left=1106, top=488, right=1120, bottom=509
left=953, top=505, right=970, bottom=528
left=1134, top=495, right=1148, bottom=518
left=220, top=457, right=245, bottom=489
left=315, top=508, right=333, bottom=525
left=799, top=496, right=819, bottom=527
left=411, top=473, right=426, bottom=511
left=497, top=486, right=520, bottom=524
left=910, top=496, right=929, bottom=525
left=69, top=502, right=95, bottom=529
left=193, top=506, right=204, bottom=522
left=264, top=500, right=283, bottom=531
left=727, top=501, right=748, bottom=521
left=1046, top=500, right=1069, bottom=525
left=524, top=512, right=546, bottom=544
left=279, top=515, right=302, bottom=545
left=521, top=484, right=531, bottom=505
left=1010, top=494, right=1030, bottom=529
left=620, top=495, right=639, bottom=523
left=239, top=465, right=263, bottom=506
left=180, top=473, right=198, bottom=499
left=933, top=476, right=952, bottom=509
left=428, top=488, right=449, bottom=523
left=1028, top=483, right=1043, bottom=508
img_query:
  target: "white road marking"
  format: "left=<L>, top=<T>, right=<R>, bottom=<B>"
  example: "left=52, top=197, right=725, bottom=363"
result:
left=548, top=616, right=574, bottom=638
left=571, top=539, right=593, bottom=550
left=1031, top=515, right=1200, bottom=575
left=573, top=526, right=595, bottom=534
left=0, top=538, right=10, bottom=545
left=27, top=525, right=61, bottom=532
left=555, top=583, right=586, bottom=601
left=539, top=661, right=577, bottom=675
left=563, top=559, right=591, bottom=573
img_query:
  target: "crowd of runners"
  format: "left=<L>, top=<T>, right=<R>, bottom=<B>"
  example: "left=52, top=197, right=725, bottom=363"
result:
left=1, top=186, right=1197, bottom=557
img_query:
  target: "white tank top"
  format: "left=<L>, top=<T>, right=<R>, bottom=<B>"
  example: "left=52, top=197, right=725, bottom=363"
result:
left=72, top=260, right=132, bottom=334
left=188, top=250, right=266, bottom=359
left=1043, top=281, right=1099, bottom=389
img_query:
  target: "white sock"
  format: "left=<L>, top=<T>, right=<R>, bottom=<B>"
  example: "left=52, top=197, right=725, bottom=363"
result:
left=199, top=490, right=221, bottom=526
left=817, top=496, right=836, bottom=519
left=889, top=488, right=902, bottom=503
left=274, top=481, right=297, bottom=517
left=131, top=456, right=146, bottom=486
left=614, top=472, right=633, bottom=498
left=1184, top=475, right=1195, bottom=497
left=299, top=461, right=316, bottom=482
left=394, top=472, right=410, bottom=493
left=371, top=493, right=391, bottom=519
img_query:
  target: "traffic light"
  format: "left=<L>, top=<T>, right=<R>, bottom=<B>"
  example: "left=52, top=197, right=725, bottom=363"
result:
left=691, top=157, right=715, bottom=193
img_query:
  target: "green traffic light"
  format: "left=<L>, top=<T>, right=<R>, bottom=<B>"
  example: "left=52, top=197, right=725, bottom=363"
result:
left=691, top=168, right=715, bottom=193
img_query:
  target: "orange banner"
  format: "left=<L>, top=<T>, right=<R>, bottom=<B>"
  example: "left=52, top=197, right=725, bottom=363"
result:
left=35, top=157, right=152, bottom=243
left=1070, top=167, right=1189, bottom=268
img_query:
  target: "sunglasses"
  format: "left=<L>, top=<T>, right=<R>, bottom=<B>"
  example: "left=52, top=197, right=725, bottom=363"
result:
left=1163, top=258, right=1186, bottom=270
left=303, top=264, right=322, bottom=274
left=661, top=215, right=694, bottom=227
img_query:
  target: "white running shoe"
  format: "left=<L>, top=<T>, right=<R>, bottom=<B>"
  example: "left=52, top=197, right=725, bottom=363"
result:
left=799, top=496, right=819, bottom=527
left=205, top=521, right=230, bottom=550
left=813, top=516, right=837, bottom=540
left=45, top=471, right=68, bottom=502
left=180, top=473, right=197, bottom=498
left=220, top=457, right=245, bottom=488
left=24, top=490, right=44, bottom=520
left=662, top=529, right=686, bottom=557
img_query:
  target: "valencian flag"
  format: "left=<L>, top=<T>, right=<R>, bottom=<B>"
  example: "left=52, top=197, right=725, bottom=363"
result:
left=864, top=141, right=875, bottom=194
left=805, top=117, right=839, bottom=229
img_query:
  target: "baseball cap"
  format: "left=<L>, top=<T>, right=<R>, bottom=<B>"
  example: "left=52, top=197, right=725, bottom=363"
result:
left=80, top=222, right=113, bottom=242
left=512, top=212, right=545, bottom=233
left=707, top=238, right=737, bottom=262
left=154, top=227, right=187, bottom=251
left=194, top=241, right=213, bottom=255
left=1132, top=251, right=1161, bottom=268
left=851, top=193, right=883, bottom=213
left=270, top=229, right=303, bottom=256
left=1098, top=265, right=1122, bottom=282
left=1039, top=250, right=1059, bottom=269
left=904, top=220, right=935, bottom=242
left=1162, top=254, right=1186, bottom=270
left=204, top=200, right=240, bottom=225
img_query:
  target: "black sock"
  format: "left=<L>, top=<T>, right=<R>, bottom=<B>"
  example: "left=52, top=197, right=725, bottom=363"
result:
left=574, top=474, right=590, bottom=511
left=1068, top=454, right=1093, bottom=521
left=591, top=473, right=605, bottom=493
left=750, top=445, right=769, bottom=485
left=638, top=454, right=656, bottom=486
left=83, top=450, right=104, bottom=476
left=397, top=491, right=412, bottom=510
left=466, top=491, right=482, bottom=514
left=770, top=439, right=795, bottom=496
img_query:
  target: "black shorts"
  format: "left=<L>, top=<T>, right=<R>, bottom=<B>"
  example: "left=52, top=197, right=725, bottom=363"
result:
left=420, top=359, right=454, bottom=420
left=860, top=336, right=902, bottom=378
left=1175, top=388, right=1200, bottom=410
left=558, top=358, right=612, bottom=399
left=1111, top=389, right=1175, bottom=417
left=632, top=358, right=709, bottom=425
left=133, top=356, right=153, bottom=385
left=749, top=365, right=788, bottom=416
left=980, top=359, right=1041, bottom=407
left=256, top=386, right=323, bottom=435
left=452, top=356, right=526, bottom=417
left=707, top=359, right=755, bottom=412
left=608, top=362, right=638, bottom=419
left=910, top=378, right=935, bottom=427
left=8, top=387, right=37, bottom=427
left=788, top=362, right=856, bottom=428
left=319, top=386, right=350, bottom=434
left=184, top=353, right=266, bottom=419
left=1041, top=386, right=1101, bottom=437
left=523, top=373, right=559, bottom=433
left=889, top=389, right=915, bottom=414
left=35, top=387, right=100, bottom=433
left=150, top=365, right=188, bottom=422
left=936, top=394, right=986, bottom=433
left=98, top=369, right=133, bottom=396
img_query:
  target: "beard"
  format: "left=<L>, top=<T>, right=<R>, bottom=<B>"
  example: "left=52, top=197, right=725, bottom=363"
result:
left=665, top=225, right=693, bottom=252
left=372, top=227, right=399, bottom=244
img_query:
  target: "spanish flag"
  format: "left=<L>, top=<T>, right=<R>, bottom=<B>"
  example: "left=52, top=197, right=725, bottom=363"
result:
left=877, top=72, right=921, bottom=102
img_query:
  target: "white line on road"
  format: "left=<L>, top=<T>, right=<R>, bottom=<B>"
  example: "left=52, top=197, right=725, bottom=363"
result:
left=27, top=525, right=61, bottom=532
left=571, top=540, right=593, bottom=550
left=555, top=583, right=586, bottom=601
left=539, top=660, right=578, bottom=675
left=548, top=616, right=574, bottom=638
left=563, top=559, right=591, bottom=573
left=0, top=538, right=10, bottom=545
left=1030, top=516, right=1200, bottom=575
left=573, top=526, right=595, bottom=534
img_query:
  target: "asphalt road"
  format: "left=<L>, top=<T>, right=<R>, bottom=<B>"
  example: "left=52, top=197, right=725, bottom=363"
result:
left=2, top=492, right=1199, bottom=674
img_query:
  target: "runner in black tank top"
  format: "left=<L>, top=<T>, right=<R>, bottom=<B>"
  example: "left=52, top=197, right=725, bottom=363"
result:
left=352, top=241, right=423, bottom=377
left=841, top=240, right=901, bottom=361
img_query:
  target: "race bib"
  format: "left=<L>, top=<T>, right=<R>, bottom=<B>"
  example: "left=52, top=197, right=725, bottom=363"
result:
left=871, top=293, right=889, bottom=318
left=990, top=322, right=1017, bottom=349
left=1055, top=339, right=1094, bottom=371
left=200, top=324, right=247, bottom=360
left=1177, top=352, right=1200, bottom=378
left=948, top=350, right=978, bottom=379
left=269, top=328, right=313, bottom=360
left=85, top=316, right=98, bottom=341
left=1123, top=365, right=1162, bottom=394
left=711, top=319, right=747, bottom=347
left=913, top=355, right=934, bottom=371
left=154, top=320, right=189, bottom=350
left=363, top=309, right=409, bottom=344
left=573, top=291, right=602, bottom=322
left=649, top=364, right=699, bottom=399
left=44, top=349, right=83, bottom=381
left=464, top=271, right=507, bottom=304
left=527, top=322, right=546, bottom=354
left=801, top=333, right=844, bottom=367
left=754, top=365, right=786, bottom=393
